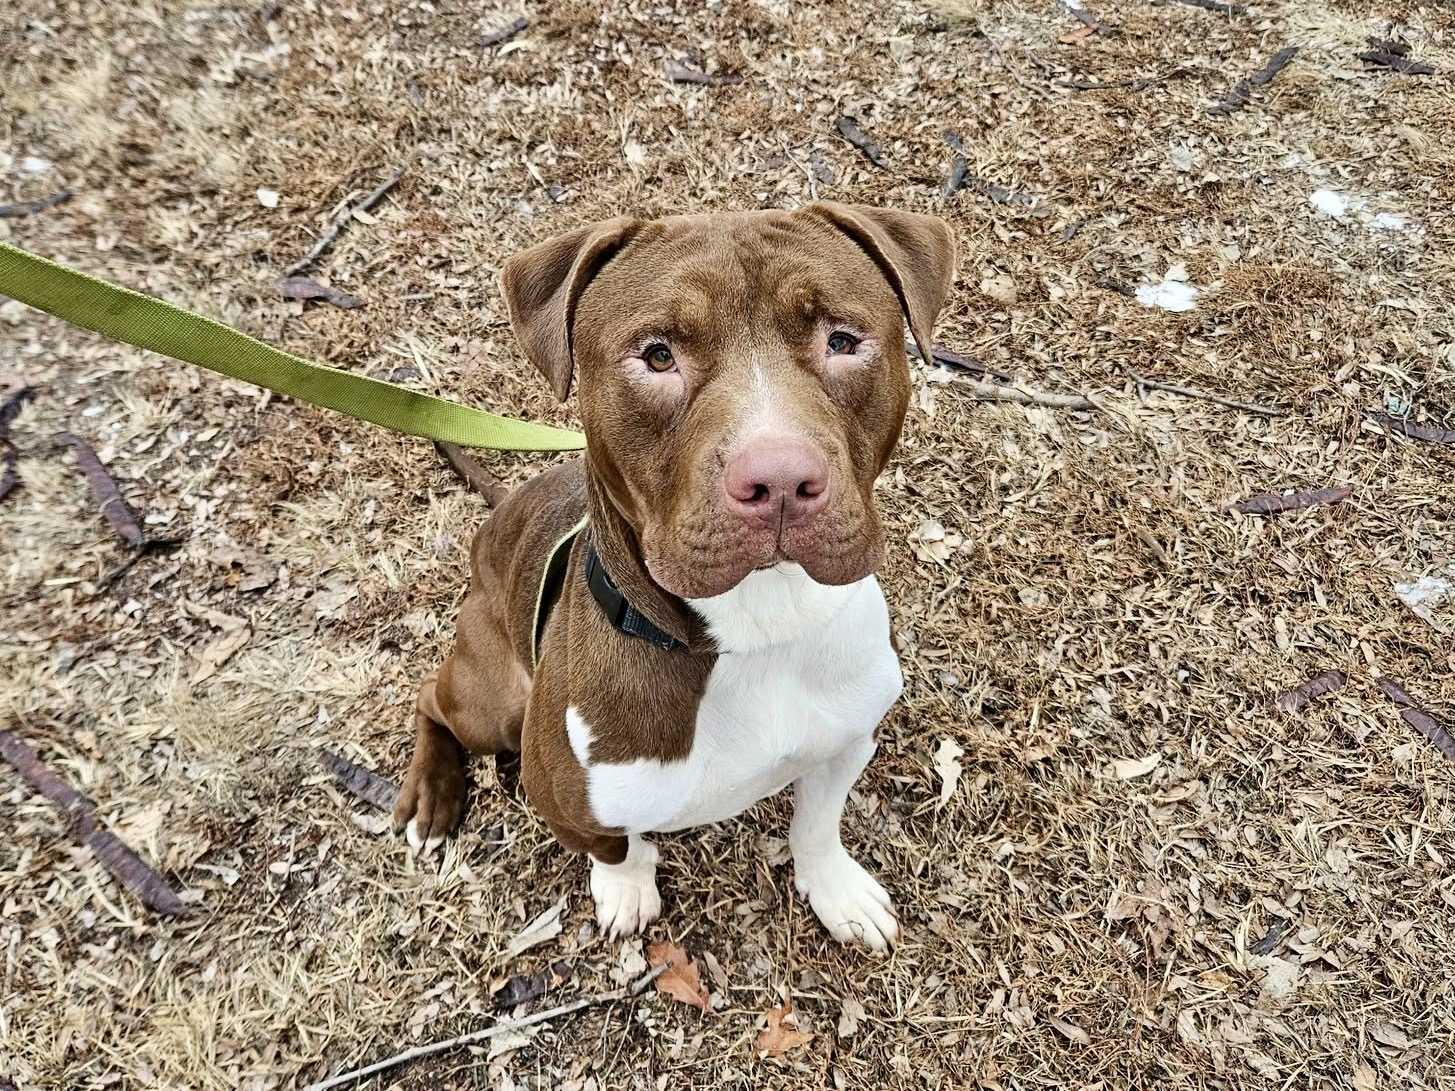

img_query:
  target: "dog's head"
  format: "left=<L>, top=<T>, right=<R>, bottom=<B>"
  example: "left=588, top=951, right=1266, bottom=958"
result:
left=501, top=204, right=956, bottom=600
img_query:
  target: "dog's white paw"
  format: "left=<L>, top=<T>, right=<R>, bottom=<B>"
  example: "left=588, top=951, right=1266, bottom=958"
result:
left=590, top=840, right=661, bottom=939
left=795, top=850, right=898, bottom=952
left=404, top=818, right=446, bottom=857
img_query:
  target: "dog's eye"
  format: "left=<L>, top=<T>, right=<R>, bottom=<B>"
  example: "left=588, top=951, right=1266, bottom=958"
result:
left=644, top=343, right=675, bottom=372
left=826, top=331, right=860, bottom=356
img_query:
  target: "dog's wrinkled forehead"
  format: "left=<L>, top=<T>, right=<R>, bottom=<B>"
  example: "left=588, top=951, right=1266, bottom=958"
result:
left=581, top=213, right=896, bottom=351
left=499, top=203, right=956, bottom=402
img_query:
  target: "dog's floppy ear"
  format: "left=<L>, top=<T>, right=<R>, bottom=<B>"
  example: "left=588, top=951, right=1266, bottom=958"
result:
left=805, top=202, right=957, bottom=367
left=499, top=217, right=641, bottom=401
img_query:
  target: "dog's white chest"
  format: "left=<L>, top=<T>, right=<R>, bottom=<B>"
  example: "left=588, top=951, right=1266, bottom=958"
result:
left=566, top=569, right=902, bottom=835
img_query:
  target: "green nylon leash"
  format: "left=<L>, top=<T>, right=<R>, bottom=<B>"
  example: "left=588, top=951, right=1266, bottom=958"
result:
left=0, top=242, right=586, bottom=452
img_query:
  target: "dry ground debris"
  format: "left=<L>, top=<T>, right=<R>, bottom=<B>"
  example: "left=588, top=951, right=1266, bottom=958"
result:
left=2, top=0, right=1453, bottom=1088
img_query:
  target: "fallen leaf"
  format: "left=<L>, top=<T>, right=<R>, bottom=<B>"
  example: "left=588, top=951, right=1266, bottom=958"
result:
left=1058, top=24, right=1096, bottom=43
left=191, top=625, right=251, bottom=684
left=979, top=274, right=1018, bottom=306
left=480, top=15, right=528, bottom=47
left=933, top=737, right=964, bottom=808
left=1275, top=670, right=1346, bottom=712
left=256, top=187, right=279, bottom=208
left=702, top=950, right=730, bottom=991
left=1247, top=1051, right=1281, bottom=1080
left=646, top=941, right=709, bottom=1011
left=492, top=961, right=573, bottom=1011
left=1351, top=1062, right=1377, bottom=1091
left=623, top=141, right=648, bottom=168
left=1050, top=1016, right=1089, bottom=1045
left=1368, top=1022, right=1411, bottom=1050
left=835, top=115, right=885, bottom=167
left=275, top=276, right=364, bottom=310
left=756, top=1002, right=813, bottom=1057
left=837, top=997, right=866, bottom=1039
left=505, top=897, right=565, bottom=960
left=487, top=1027, right=535, bottom=1061
left=1252, top=955, right=1301, bottom=1000
left=1113, top=753, right=1161, bottom=780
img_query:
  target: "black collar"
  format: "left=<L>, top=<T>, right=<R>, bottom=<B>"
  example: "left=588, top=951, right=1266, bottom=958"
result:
left=585, top=543, right=686, bottom=652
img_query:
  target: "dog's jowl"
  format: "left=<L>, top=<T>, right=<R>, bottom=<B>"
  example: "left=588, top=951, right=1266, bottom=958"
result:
left=394, top=203, right=956, bottom=950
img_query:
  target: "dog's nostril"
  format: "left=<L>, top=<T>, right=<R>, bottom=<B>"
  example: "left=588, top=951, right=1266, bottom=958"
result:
left=750, top=484, right=770, bottom=504
left=797, top=480, right=822, bottom=500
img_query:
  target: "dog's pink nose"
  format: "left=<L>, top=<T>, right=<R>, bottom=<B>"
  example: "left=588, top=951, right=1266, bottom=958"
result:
left=724, top=437, right=829, bottom=529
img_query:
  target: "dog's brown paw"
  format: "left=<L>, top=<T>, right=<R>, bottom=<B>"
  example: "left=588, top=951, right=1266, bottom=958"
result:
left=392, top=753, right=466, bottom=855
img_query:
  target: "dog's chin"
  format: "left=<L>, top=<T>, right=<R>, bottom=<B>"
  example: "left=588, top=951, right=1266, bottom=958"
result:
left=644, top=536, right=883, bottom=601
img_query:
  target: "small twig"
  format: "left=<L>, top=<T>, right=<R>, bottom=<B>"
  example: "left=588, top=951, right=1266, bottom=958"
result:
left=1378, top=680, right=1455, bottom=760
left=0, top=190, right=72, bottom=218
left=1250, top=918, right=1291, bottom=954
left=319, top=749, right=399, bottom=811
left=955, top=377, right=1097, bottom=411
left=1229, top=485, right=1352, bottom=516
left=480, top=16, right=529, bottom=47
left=905, top=341, right=1015, bottom=383
left=1169, top=0, right=1247, bottom=14
left=57, top=432, right=145, bottom=547
left=283, top=168, right=404, bottom=278
left=0, top=383, right=34, bottom=503
left=435, top=441, right=510, bottom=506
left=1059, top=0, right=1104, bottom=32
left=664, top=61, right=742, bottom=86
left=1060, top=67, right=1187, bottom=91
left=1358, top=44, right=1435, bottom=76
left=1369, top=411, right=1455, bottom=445
left=1209, top=46, right=1298, bottom=114
left=1275, top=670, right=1346, bottom=713
left=1129, top=374, right=1284, bottom=417
left=305, top=962, right=672, bottom=1091
left=0, top=729, right=188, bottom=916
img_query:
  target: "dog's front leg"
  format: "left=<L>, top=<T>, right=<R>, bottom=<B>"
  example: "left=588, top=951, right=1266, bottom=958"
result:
left=589, top=834, right=661, bottom=940
left=789, top=737, right=899, bottom=951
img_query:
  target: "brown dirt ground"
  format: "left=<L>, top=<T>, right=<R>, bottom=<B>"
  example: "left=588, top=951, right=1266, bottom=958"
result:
left=3, top=1, right=1454, bottom=1089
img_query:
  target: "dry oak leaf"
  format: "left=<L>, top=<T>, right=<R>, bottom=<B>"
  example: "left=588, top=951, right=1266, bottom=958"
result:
left=1113, top=752, right=1161, bottom=780
left=646, top=940, right=708, bottom=1011
left=933, top=737, right=964, bottom=808
left=757, top=1002, right=813, bottom=1057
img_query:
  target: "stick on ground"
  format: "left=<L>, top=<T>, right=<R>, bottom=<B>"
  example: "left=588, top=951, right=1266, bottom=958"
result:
left=955, top=377, right=1097, bottom=411
left=0, top=190, right=72, bottom=218
left=0, top=729, right=188, bottom=916
left=283, top=168, right=404, bottom=277
left=304, top=963, right=671, bottom=1091
left=319, top=748, right=399, bottom=812
left=1130, top=375, right=1283, bottom=417
left=1378, top=681, right=1455, bottom=760
left=435, top=441, right=510, bottom=506
left=1230, top=485, right=1352, bottom=516
left=57, top=432, right=145, bottom=547
left=1370, top=411, right=1455, bottom=445
left=1209, top=46, right=1298, bottom=114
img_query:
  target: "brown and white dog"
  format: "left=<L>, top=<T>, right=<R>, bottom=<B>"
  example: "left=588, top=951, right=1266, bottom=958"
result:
left=393, top=204, right=956, bottom=950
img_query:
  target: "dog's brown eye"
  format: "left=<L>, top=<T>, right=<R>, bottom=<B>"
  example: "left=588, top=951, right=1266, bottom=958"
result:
left=644, top=344, right=675, bottom=372
left=827, top=331, right=860, bottom=356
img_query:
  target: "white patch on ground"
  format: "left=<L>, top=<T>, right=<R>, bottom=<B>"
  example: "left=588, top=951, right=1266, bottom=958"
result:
left=1309, top=188, right=1349, bottom=217
left=1308, top=189, right=1415, bottom=234
left=1393, top=574, right=1454, bottom=628
left=1136, top=266, right=1200, bottom=313
left=20, top=156, right=52, bottom=173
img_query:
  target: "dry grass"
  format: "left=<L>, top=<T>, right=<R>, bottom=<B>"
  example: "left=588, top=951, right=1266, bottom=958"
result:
left=3, top=1, right=1454, bottom=1089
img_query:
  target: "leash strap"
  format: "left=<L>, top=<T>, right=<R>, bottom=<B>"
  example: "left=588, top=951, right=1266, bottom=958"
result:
left=0, top=242, right=586, bottom=451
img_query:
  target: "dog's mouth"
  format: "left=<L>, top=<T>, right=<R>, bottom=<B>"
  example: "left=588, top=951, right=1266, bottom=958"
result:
left=644, top=517, right=883, bottom=601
